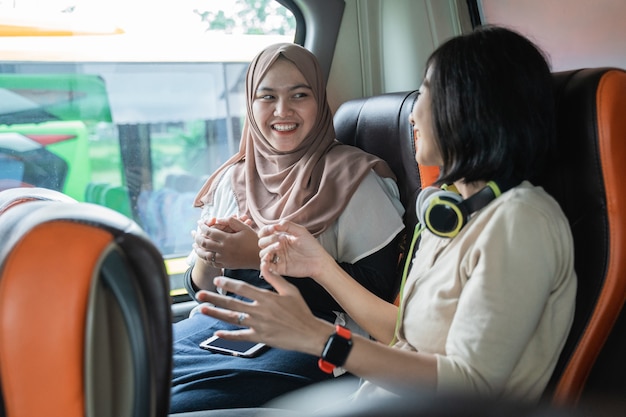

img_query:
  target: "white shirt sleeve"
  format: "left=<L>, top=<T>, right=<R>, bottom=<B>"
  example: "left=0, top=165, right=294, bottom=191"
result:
left=318, top=170, right=405, bottom=264
left=186, top=166, right=238, bottom=266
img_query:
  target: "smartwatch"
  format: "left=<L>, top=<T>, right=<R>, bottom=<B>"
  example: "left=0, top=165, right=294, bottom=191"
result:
left=318, top=325, right=353, bottom=374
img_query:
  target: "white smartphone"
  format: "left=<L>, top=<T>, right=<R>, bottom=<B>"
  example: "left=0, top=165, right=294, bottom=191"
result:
left=199, top=335, right=268, bottom=358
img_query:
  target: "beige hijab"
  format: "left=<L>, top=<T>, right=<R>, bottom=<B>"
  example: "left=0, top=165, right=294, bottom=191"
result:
left=193, top=43, right=396, bottom=236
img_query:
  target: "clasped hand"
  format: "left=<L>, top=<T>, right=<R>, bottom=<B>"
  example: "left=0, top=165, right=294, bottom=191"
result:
left=192, top=215, right=257, bottom=269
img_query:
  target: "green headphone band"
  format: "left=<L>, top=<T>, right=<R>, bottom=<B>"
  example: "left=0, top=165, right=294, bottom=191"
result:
left=390, top=223, right=423, bottom=346
left=486, top=180, right=502, bottom=197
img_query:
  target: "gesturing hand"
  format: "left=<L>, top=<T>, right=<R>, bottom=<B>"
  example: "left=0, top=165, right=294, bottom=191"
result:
left=257, top=220, right=334, bottom=280
left=196, top=263, right=331, bottom=355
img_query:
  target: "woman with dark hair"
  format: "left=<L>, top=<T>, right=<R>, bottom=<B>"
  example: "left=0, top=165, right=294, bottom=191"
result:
left=169, top=43, right=405, bottom=413
left=427, top=26, right=554, bottom=186
left=196, top=26, right=577, bottom=405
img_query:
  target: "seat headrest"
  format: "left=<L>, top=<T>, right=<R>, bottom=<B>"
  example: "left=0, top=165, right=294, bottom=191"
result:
left=334, top=90, right=439, bottom=235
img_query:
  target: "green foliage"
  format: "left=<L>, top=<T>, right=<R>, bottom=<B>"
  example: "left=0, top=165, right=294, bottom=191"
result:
left=195, top=0, right=295, bottom=35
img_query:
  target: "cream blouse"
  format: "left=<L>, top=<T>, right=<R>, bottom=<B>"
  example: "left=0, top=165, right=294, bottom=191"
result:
left=356, top=181, right=577, bottom=402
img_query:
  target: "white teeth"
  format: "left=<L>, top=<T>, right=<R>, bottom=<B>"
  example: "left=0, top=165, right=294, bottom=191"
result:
left=273, top=123, right=297, bottom=131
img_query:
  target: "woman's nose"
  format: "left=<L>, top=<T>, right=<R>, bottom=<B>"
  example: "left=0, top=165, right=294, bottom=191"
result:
left=274, top=99, right=293, bottom=116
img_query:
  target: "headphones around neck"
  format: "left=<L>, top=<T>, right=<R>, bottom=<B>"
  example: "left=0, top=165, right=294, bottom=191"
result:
left=416, top=180, right=512, bottom=238
left=390, top=179, right=518, bottom=345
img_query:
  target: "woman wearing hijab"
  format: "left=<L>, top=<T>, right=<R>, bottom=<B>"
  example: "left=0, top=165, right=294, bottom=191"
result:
left=169, top=43, right=405, bottom=413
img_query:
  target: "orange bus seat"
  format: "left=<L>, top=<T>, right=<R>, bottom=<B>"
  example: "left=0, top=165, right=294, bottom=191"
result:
left=541, top=68, right=626, bottom=406
left=0, top=193, right=172, bottom=417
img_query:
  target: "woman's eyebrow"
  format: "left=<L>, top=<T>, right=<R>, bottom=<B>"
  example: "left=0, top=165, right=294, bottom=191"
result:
left=256, top=83, right=312, bottom=93
left=290, top=83, right=312, bottom=90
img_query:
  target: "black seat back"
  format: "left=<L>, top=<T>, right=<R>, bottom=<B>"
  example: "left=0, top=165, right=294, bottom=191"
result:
left=334, top=91, right=439, bottom=298
left=334, top=91, right=424, bottom=235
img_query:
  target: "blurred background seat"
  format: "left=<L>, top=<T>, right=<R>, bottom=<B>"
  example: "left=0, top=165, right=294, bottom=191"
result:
left=0, top=188, right=173, bottom=417
left=0, top=186, right=76, bottom=215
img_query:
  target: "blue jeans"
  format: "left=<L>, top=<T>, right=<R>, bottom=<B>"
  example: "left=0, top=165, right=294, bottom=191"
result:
left=169, top=312, right=333, bottom=413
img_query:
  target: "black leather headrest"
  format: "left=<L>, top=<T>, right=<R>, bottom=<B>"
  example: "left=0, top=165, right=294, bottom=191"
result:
left=334, top=90, right=422, bottom=233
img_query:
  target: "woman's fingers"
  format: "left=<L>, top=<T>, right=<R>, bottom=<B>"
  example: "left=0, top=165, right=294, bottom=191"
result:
left=196, top=289, right=256, bottom=325
left=197, top=280, right=281, bottom=336
left=259, top=259, right=296, bottom=294
left=197, top=301, right=240, bottom=322
left=198, top=303, right=249, bottom=327
left=215, top=215, right=247, bottom=231
left=197, top=273, right=323, bottom=354
left=259, top=239, right=280, bottom=261
left=258, top=221, right=328, bottom=279
left=202, top=277, right=271, bottom=305
left=196, top=224, right=229, bottom=254
left=258, top=220, right=294, bottom=240
left=197, top=303, right=258, bottom=341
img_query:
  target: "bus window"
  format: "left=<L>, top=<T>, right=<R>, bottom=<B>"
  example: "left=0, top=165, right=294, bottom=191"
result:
left=0, top=0, right=296, bottom=300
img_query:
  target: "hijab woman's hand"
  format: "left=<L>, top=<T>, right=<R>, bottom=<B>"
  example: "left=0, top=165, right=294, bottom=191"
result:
left=194, top=215, right=259, bottom=270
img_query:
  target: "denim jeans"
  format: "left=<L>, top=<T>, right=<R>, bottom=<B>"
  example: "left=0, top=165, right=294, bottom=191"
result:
left=169, top=312, right=332, bottom=413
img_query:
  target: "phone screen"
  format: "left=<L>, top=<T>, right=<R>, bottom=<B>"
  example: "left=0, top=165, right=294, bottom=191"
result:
left=199, top=336, right=268, bottom=358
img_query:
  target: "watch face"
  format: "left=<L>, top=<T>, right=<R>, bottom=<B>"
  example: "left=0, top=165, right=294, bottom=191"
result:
left=321, top=333, right=353, bottom=367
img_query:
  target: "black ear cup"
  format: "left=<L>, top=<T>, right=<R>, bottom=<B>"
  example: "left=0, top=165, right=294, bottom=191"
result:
left=416, top=186, right=467, bottom=238
left=416, top=181, right=507, bottom=238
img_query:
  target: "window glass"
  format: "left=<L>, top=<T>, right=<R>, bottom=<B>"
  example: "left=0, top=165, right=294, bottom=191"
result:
left=0, top=0, right=296, bottom=298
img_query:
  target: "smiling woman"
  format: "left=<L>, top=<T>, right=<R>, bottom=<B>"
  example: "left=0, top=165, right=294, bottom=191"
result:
left=170, top=42, right=406, bottom=413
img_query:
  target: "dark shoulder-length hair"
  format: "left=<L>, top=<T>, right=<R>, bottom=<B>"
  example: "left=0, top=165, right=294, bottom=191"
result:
left=426, top=25, right=555, bottom=186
